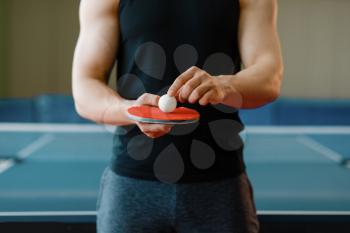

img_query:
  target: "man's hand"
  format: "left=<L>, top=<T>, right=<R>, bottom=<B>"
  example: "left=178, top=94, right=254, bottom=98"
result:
left=167, top=66, right=234, bottom=106
left=125, top=93, right=173, bottom=138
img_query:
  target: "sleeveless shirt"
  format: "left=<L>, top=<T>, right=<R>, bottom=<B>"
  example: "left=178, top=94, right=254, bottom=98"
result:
left=111, top=0, right=246, bottom=183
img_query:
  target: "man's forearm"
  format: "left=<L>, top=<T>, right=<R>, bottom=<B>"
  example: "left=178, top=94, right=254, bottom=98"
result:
left=219, top=62, right=282, bottom=109
left=72, top=77, right=134, bottom=125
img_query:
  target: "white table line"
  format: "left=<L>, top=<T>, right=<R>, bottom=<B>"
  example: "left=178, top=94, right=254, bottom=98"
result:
left=0, top=134, right=54, bottom=174
left=297, top=135, right=343, bottom=163
left=1, top=123, right=350, bottom=134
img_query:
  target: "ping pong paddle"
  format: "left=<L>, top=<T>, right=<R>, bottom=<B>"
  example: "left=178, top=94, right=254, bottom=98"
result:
left=127, top=105, right=200, bottom=124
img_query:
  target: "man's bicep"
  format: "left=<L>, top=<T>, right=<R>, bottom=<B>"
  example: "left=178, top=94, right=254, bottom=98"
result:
left=73, top=0, right=119, bottom=81
left=238, top=0, right=282, bottom=69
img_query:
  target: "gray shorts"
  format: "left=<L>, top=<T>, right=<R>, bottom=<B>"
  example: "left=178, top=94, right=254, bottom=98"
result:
left=97, top=167, right=260, bottom=233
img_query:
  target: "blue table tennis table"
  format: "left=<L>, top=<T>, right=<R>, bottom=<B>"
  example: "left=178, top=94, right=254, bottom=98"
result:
left=0, top=123, right=350, bottom=232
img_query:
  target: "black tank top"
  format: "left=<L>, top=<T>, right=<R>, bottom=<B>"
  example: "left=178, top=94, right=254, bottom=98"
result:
left=111, top=0, right=245, bottom=183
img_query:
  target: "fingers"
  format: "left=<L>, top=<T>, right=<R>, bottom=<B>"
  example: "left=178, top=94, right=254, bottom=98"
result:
left=199, top=90, right=216, bottom=106
left=167, top=66, right=198, bottom=97
left=177, top=74, right=203, bottom=103
left=137, top=93, right=160, bottom=107
left=168, top=66, right=218, bottom=104
left=138, top=123, right=172, bottom=133
left=134, top=93, right=173, bottom=138
left=188, top=84, right=212, bottom=104
left=146, top=131, right=169, bottom=138
left=137, top=122, right=173, bottom=138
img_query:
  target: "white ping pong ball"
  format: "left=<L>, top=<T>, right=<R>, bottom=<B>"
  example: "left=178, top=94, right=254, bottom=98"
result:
left=159, top=94, right=177, bottom=112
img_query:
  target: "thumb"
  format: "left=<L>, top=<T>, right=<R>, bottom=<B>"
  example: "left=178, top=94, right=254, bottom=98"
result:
left=137, top=93, right=160, bottom=106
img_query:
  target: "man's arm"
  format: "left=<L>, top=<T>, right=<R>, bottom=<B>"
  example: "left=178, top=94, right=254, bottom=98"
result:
left=72, top=0, right=172, bottom=137
left=167, top=0, right=283, bottom=109
left=221, top=0, right=284, bottom=108
left=72, top=0, right=133, bottom=125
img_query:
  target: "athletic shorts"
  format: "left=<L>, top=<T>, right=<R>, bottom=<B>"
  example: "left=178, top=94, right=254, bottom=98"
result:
left=96, top=166, right=260, bottom=233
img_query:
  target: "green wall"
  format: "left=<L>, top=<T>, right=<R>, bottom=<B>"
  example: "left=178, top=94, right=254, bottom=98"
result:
left=0, top=0, right=9, bottom=97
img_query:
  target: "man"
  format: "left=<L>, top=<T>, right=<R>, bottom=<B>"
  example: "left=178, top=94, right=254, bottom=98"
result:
left=72, top=0, right=283, bottom=232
